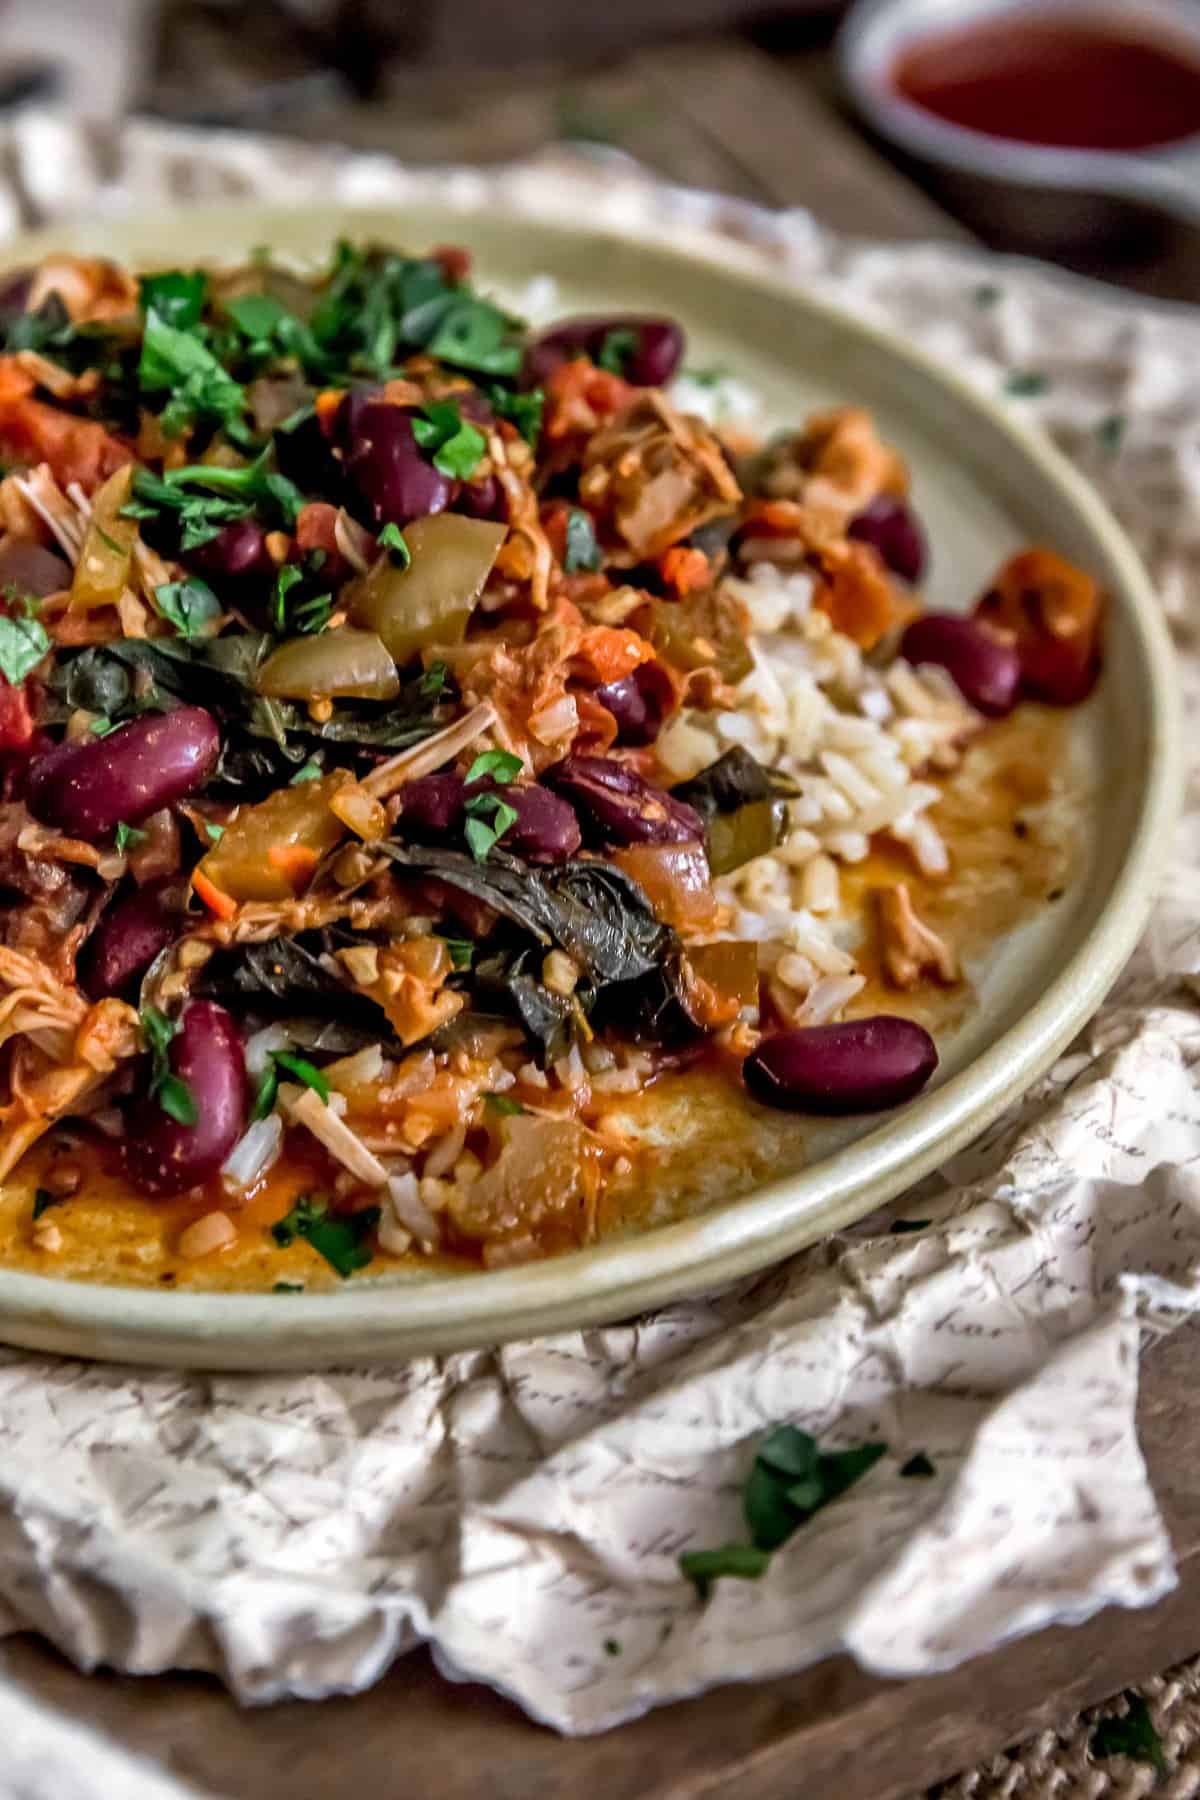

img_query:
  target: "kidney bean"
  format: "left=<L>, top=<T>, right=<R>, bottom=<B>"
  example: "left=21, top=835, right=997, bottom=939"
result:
left=848, top=495, right=928, bottom=585
left=453, top=388, right=495, bottom=427
left=455, top=473, right=505, bottom=522
left=399, top=772, right=467, bottom=835
left=900, top=613, right=1021, bottom=718
left=343, top=400, right=453, bottom=528
left=523, top=315, right=685, bottom=389
left=124, top=1001, right=248, bottom=1197
left=546, top=755, right=703, bottom=846
left=188, top=519, right=274, bottom=588
left=399, top=773, right=581, bottom=863
left=502, top=783, right=581, bottom=863
left=0, top=539, right=71, bottom=597
left=595, top=661, right=675, bottom=747
left=26, top=705, right=220, bottom=842
left=80, top=878, right=179, bottom=1001
left=744, top=1016, right=938, bottom=1115
left=275, top=407, right=351, bottom=504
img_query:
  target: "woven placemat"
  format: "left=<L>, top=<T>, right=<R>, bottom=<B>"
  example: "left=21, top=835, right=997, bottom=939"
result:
left=923, top=1656, right=1200, bottom=1797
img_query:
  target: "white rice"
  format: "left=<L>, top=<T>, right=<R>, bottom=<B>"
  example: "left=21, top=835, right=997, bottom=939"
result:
left=670, top=369, right=762, bottom=429
left=682, top=561, right=982, bottom=1019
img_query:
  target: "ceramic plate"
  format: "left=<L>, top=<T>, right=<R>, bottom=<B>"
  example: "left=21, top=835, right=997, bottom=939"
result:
left=0, top=203, right=1179, bottom=1368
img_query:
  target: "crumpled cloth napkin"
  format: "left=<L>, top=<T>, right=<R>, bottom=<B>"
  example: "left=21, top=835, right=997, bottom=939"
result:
left=0, top=114, right=1197, bottom=1765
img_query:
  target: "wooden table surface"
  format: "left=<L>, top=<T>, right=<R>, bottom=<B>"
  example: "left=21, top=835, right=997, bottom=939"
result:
left=6, top=30, right=1196, bottom=1799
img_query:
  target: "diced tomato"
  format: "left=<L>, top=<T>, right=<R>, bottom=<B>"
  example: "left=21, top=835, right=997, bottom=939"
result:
left=0, top=677, right=35, bottom=753
left=430, top=244, right=472, bottom=284
left=0, top=357, right=132, bottom=490
left=542, top=358, right=632, bottom=443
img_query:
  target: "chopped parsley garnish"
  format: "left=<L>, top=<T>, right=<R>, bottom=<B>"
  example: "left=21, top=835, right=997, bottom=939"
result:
left=138, top=269, right=208, bottom=333
left=139, top=1006, right=199, bottom=1128
left=270, top=1193, right=380, bottom=1278
left=138, top=307, right=247, bottom=440
left=427, top=295, right=523, bottom=377
left=677, top=1545, right=771, bottom=1600
left=272, top=1050, right=330, bottom=1102
left=272, top=562, right=332, bottom=635
left=123, top=453, right=303, bottom=550
left=603, top=1639, right=621, bottom=1657
left=441, top=936, right=474, bottom=970
left=564, top=508, right=602, bottom=574
left=377, top=521, right=411, bottom=568
left=900, top=1452, right=935, bottom=1478
left=489, top=383, right=543, bottom=447
left=596, top=327, right=637, bottom=376
left=223, top=292, right=289, bottom=341
left=683, top=364, right=729, bottom=387
left=419, top=659, right=448, bottom=698
left=412, top=400, right=486, bottom=479
left=466, top=748, right=522, bottom=784
left=251, top=1064, right=279, bottom=1123
left=1004, top=369, right=1049, bottom=397
left=465, top=795, right=518, bottom=863
left=32, top=1188, right=63, bottom=1220
left=114, top=822, right=146, bottom=855
left=1097, top=412, right=1127, bottom=453
left=463, top=748, right=522, bottom=860
left=484, top=1092, right=524, bottom=1116
left=153, top=575, right=221, bottom=640
left=289, top=757, right=323, bottom=785
left=0, top=612, right=49, bottom=684
left=679, top=1425, right=887, bottom=1598
left=203, top=820, right=226, bottom=842
left=252, top=1047, right=331, bottom=1122
left=1091, top=1696, right=1167, bottom=1778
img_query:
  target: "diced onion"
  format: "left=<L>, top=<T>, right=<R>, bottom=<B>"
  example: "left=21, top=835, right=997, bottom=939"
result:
left=284, top=1084, right=388, bottom=1187
left=221, top=1114, right=284, bottom=1188
left=244, top=1023, right=291, bottom=1078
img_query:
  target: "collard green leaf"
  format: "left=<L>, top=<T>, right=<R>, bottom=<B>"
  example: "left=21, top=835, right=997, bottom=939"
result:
left=672, top=747, right=798, bottom=820
left=379, top=847, right=671, bottom=986
left=473, top=947, right=577, bottom=1065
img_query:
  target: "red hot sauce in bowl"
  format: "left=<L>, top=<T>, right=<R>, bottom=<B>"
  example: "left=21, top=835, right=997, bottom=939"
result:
left=892, top=18, right=1200, bottom=152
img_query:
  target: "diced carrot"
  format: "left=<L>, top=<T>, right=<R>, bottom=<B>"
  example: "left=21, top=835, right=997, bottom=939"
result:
left=192, top=869, right=237, bottom=921
left=571, top=626, right=656, bottom=686
left=314, top=389, right=345, bottom=435
left=657, top=546, right=709, bottom=597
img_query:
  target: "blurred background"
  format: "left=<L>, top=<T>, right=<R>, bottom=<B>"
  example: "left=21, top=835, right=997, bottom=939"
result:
left=7, top=0, right=1200, bottom=302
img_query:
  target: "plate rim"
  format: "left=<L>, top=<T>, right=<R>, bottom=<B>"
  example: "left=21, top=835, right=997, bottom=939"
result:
left=0, top=199, right=1181, bottom=1367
